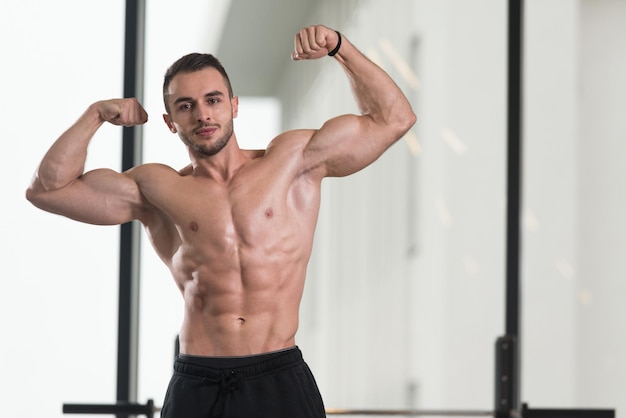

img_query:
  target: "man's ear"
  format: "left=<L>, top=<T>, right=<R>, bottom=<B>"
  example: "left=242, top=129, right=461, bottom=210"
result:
left=163, top=114, right=177, bottom=133
left=232, top=96, right=239, bottom=119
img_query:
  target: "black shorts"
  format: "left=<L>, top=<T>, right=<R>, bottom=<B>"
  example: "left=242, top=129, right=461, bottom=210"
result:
left=161, top=346, right=326, bottom=418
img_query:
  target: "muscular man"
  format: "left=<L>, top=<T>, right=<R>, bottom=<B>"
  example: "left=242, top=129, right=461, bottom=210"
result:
left=26, top=25, right=416, bottom=417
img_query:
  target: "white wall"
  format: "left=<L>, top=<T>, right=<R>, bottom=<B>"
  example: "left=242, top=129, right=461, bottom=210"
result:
left=575, top=0, right=626, bottom=409
left=522, top=0, right=581, bottom=407
left=522, top=0, right=626, bottom=411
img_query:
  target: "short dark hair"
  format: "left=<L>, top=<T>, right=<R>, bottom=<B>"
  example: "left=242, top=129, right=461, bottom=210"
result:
left=162, top=53, right=233, bottom=113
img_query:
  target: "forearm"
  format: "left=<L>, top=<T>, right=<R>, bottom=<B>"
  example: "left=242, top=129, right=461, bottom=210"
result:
left=29, top=104, right=104, bottom=194
left=333, top=35, right=416, bottom=133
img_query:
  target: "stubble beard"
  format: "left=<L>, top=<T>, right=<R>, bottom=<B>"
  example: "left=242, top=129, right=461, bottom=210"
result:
left=182, top=119, right=234, bottom=156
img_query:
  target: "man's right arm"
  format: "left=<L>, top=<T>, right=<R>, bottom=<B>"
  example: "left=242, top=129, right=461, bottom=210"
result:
left=26, top=98, right=150, bottom=225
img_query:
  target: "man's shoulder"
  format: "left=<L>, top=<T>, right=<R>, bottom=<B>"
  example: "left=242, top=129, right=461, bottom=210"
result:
left=129, top=162, right=180, bottom=174
left=253, top=129, right=327, bottom=183
left=264, top=129, right=316, bottom=155
left=126, top=163, right=186, bottom=184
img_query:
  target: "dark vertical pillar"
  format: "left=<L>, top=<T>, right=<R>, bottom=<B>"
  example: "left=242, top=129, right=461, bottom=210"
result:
left=496, top=1, right=523, bottom=417
left=506, top=0, right=523, bottom=341
left=117, top=1, right=145, bottom=417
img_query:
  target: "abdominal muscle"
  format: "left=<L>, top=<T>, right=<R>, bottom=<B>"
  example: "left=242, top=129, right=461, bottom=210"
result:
left=171, top=246, right=306, bottom=357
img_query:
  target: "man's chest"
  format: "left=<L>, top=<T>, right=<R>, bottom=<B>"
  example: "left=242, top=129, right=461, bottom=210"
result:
left=152, top=174, right=297, bottom=245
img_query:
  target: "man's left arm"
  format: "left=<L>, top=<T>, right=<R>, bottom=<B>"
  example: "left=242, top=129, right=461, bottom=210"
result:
left=292, top=25, right=416, bottom=178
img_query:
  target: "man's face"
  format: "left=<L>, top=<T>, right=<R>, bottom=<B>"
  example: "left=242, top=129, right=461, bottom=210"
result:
left=163, top=67, right=238, bottom=156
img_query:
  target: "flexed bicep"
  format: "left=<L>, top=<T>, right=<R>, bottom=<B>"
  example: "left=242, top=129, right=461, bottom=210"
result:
left=303, top=113, right=398, bottom=178
left=29, top=168, right=147, bottom=226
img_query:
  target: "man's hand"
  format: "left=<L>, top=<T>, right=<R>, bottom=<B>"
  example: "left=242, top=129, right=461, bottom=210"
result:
left=292, top=25, right=341, bottom=61
left=96, top=98, right=148, bottom=127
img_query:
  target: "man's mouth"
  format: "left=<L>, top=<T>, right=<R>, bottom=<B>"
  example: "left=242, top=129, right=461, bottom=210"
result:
left=196, top=126, right=218, bottom=137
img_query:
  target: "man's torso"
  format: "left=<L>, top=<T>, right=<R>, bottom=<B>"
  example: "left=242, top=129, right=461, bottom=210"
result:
left=130, top=132, right=322, bottom=356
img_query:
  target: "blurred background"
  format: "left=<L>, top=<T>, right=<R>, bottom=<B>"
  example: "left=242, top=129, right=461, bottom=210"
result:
left=1, top=0, right=624, bottom=416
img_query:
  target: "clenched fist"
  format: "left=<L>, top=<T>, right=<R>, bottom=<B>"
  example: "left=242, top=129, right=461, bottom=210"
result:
left=96, top=98, right=148, bottom=127
left=292, top=25, right=341, bottom=61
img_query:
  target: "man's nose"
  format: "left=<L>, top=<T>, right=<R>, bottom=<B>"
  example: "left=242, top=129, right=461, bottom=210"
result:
left=194, top=104, right=212, bottom=121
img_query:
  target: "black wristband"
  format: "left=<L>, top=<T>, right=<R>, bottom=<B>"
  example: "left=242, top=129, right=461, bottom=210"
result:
left=328, top=31, right=342, bottom=57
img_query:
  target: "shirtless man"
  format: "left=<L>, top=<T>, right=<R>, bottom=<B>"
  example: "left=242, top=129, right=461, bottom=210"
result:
left=26, top=25, right=416, bottom=417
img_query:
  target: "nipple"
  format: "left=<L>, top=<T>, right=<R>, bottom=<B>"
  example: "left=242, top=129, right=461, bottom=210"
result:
left=264, top=208, right=273, bottom=219
left=189, top=221, right=199, bottom=232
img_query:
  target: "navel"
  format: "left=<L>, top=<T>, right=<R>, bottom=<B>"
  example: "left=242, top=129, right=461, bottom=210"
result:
left=189, top=221, right=199, bottom=232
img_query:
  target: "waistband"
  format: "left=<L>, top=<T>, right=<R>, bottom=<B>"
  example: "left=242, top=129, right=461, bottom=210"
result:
left=174, top=346, right=303, bottom=380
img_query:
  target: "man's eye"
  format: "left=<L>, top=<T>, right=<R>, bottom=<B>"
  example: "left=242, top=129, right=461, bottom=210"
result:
left=179, top=103, right=191, bottom=111
left=209, top=98, right=219, bottom=104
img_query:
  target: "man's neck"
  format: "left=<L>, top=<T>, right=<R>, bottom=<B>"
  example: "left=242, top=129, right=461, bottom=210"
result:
left=188, top=140, right=248, bottom=181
